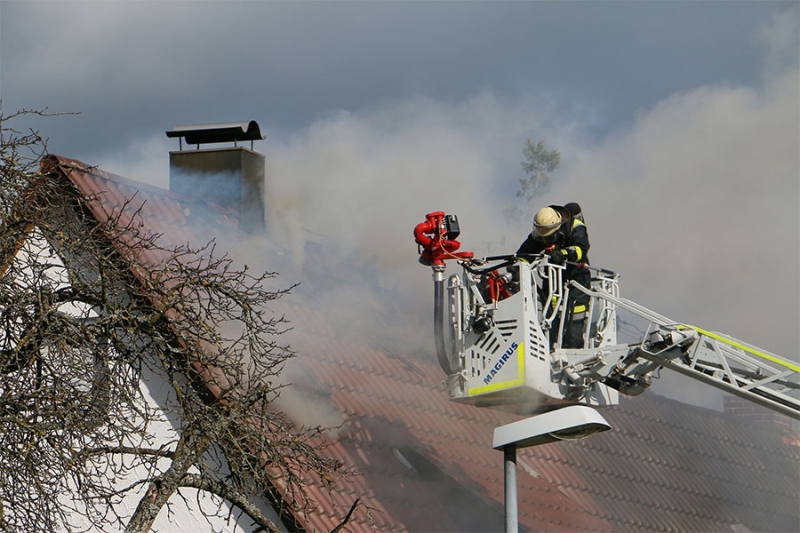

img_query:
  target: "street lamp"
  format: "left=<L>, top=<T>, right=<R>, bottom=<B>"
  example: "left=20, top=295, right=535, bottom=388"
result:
left=493, top=405, right=612, bottom=533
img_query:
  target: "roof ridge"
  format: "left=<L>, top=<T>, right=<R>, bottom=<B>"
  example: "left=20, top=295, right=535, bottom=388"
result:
left=45, top=154, right=239, bottom=220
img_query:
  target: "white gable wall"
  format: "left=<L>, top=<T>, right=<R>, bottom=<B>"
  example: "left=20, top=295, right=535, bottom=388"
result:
left=4, top=227, right=285, bottom=532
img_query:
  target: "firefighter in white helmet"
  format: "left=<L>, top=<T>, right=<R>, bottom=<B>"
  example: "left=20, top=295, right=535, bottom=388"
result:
left=516, top=204, right=591, bottom=349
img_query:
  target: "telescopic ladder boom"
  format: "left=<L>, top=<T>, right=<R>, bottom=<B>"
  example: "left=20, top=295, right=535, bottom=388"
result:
left=572, top=282, right=800, bottom=420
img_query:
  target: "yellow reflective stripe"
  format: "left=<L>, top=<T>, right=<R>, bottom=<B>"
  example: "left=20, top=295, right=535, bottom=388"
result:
left=570, top=219, right=584, bottom=261
left=551, top=299, right=585, bottom=313
left=468, top=343, right=526, bottom=395
left=678, top=325, right=800, bottom=373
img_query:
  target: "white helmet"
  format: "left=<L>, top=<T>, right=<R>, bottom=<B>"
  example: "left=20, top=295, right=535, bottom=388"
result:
left=533, top=206, right=562, bottom=237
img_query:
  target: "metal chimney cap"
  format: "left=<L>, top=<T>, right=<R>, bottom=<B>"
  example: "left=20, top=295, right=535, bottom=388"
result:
left=166, top=121, right=265, bottom=146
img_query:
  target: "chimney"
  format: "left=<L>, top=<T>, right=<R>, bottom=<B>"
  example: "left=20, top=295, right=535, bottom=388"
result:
left=166, top=121, right=266, bottom=233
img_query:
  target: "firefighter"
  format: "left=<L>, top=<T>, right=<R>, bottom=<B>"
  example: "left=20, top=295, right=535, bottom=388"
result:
left=516, top=204, right=591, bottom=349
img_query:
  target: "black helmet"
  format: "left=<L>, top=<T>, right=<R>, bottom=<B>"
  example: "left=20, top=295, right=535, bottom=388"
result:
left=565, top=202, right=584, bottom=223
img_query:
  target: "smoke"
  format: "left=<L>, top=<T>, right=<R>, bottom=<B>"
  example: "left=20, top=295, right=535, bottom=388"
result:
left=81, top=8, right=798, bottom=419
left=266, top=98, right=583, bottom=265
left=566, top=71, right=799, bottom=406
left=267, top=76, right=798, bottom=333
left=261, top=92, right=584, bottom=357
left=93, top=135, right=172, bottom=189
left=258, top=9, right=798, bottom=412
left=557, top=34, right=799, bottom=360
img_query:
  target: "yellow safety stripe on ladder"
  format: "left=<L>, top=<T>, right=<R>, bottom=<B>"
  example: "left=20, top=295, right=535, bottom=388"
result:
left=678, top=324, right=800, bottom=373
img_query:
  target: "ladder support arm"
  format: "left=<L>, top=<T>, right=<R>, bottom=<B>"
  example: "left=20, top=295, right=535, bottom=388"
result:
left=568, top=281, right=800, bottom=420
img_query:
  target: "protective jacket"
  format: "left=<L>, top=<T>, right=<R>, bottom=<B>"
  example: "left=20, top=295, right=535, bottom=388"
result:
left=516, top=205, right=591, bottom=308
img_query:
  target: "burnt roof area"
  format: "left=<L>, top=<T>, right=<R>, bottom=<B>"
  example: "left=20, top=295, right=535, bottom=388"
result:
left=31, top=155, right=800, bottom=532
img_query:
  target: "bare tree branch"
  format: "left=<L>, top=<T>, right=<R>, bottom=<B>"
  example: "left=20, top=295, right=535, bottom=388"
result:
left=0, top=107, right=359, bottom=532
left=180, top=473, right=283, bottom=533
left=327, top=497, right=361, bottom=533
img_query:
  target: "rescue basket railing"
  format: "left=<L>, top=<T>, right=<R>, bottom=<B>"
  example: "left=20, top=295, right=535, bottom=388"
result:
left=455, top=255, right=621, bottom=352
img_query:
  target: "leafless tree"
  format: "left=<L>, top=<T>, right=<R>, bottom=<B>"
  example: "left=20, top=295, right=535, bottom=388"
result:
left=0, top=107, right=356, bottom=532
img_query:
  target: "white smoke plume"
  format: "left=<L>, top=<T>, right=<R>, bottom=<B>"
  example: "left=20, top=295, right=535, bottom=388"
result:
left=556, top=61, right=798, bottom=406
left=260, top=10, right=798, bottom=411
left=93, top=8, right=797, bottom=416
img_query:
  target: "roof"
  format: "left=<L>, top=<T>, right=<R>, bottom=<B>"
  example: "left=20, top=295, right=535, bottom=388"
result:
left=282, top=301, right=799, bottom=532
left=558, top=395, right=799, bottom=532
left=279, top=301, right=614, bottom=532
left=42, top=154, right=800, bottom=533
left=42, top=155, right=238, bottom=252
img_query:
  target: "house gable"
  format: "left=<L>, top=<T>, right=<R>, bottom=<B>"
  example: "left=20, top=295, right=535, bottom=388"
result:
left=0, top=156, right=287, bottom=532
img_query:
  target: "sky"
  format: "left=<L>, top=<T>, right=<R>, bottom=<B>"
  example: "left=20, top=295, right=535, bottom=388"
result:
left=1, top=1, right=799, bottom=411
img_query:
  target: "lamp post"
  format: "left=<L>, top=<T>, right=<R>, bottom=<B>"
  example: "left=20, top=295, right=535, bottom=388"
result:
left=493, top=405, right=612, bottom=533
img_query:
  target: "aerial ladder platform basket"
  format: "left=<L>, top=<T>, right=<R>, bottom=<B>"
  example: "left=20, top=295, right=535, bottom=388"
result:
left=414, top=211, right=800, bottom=420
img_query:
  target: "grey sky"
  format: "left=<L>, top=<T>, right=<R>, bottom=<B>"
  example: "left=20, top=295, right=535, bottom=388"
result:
left=1, top=1, right=788, bottom=156
left=2, top=1, right=799, bottom=410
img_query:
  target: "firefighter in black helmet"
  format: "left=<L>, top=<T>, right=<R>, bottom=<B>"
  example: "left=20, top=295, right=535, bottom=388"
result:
left=516, top=204, right=591, bottom=349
